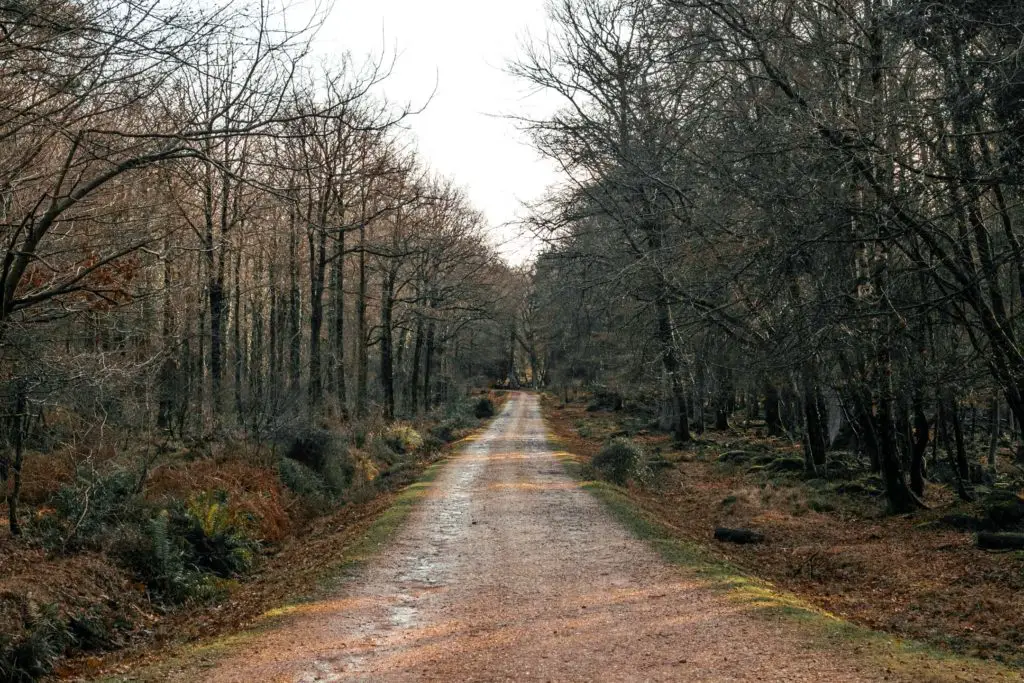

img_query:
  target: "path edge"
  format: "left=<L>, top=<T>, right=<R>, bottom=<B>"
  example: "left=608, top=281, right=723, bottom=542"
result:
left=539, top=405, right=1023, bottom=683
left=98, top=415, right=499, bottom=683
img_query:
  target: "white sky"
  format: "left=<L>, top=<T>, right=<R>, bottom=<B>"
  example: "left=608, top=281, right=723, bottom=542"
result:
left=308, top=0, right=561, bottom=266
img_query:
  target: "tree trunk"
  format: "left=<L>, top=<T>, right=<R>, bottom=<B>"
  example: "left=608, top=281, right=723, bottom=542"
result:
left=308, top=230, right=327, bottom=413
left=853, top=390, right=881, bottom=473
left=380, top=269, right=396, bottom=421
left=424, top=317, right=436, bottom=413
left=910, top=393, right=929, bottom=497
left=332, top=229, right=348, bottom=419
left=409, top=315, right=423, bottom=414
left=356, top=224, right=368, bottom=417
left=288, top=221, right=302, bottom=397
left=715, top=368, right=732, bottom=430
left=988, top=393, right=999, bottom=473
left=877, top=391, right=922, bottom=513
left=654, top=294, right=690, bottom=443
left=233, top=246, right=244, bottom=422
left=764, top=383, right=782, bottom=436
left=268, top=266, right=281, bottom=413
left=209, top=260, right=225, bottom=418
left=803, top=381, right=827, bottom=474
left=944, top=395, right=971, bottom=483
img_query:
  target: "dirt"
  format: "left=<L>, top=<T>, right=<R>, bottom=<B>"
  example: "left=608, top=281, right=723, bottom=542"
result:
left=544, top=397, right=1024, bottom=670
left=140, top=392, right=961, bottom=682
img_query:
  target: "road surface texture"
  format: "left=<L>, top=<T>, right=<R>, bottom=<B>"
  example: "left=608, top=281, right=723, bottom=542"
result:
left=202, top=393, right=887, bottom=682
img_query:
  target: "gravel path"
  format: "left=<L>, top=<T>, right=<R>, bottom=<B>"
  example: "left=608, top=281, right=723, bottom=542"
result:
left=201, top=393, right=884, bottom=682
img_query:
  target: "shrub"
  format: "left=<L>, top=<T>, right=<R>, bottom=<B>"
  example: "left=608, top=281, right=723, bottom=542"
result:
left=35, top=467, right=143, bottom=552
left=0, top=603, right=72, bottom=683
left=277, top=457, right=327, bottom=500
left=277, top=425, right=355, bottom=497
left=320, top=453, right=353, bottom=496
left=592, top=438, right=648, bottom=486
left=430, top=421, right=455, bottom=443
left=116, top=510, right=192, bottom=604
left=981, top=490, right=1024, bottom=530
left=383, top=425, right=424, bottom=454
left=279, top=425, right=338, bottom=472
left=586, top=388, right=623, bottom=412
left=177, top=492, right=258, bottom=578
left=116, top=496, right=257, bottom=605
left=375, top=461, right=419, bottom=491
left=420, top=435, right=445, bottom=455
left=368, top=438, right=401, bottom=466
left=431, top=416, right=470, bottom=443
left=473, top=397, right=495, bottom=419
left=67, top=609, right=114, bottom=652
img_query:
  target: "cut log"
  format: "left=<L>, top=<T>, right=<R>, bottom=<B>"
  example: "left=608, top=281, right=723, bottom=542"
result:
left=976, top=532, right=1024, bottom=550
left=714, top=527, right=765, bottom=544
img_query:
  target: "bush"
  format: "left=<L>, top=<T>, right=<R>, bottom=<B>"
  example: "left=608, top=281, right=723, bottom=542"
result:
left=592, top=438, right=648, bottom=486
left=279, top=425, right=338, bottom=472
left=0, top=603, right=72, bottom=683
left=383, top=425, right=424, bottom=454
left=277, top=457, right=327, bottom=500
left=176, top=492, right=258, bottom=577
left=430, top=421, right=456, bottom=443
left=320, top=454, right=353, bottom=496
left=67, top=609, right=114, bottom=652
left=135, top=511, right=192, bottom=603
left=116, top=495, right=258, bottom=605
left=431, top=413, right=472, bottom=442
left=276, top=425, right=355, bottom=497
left=421, top=435, right=445, bottom=455
left=35, top=467, right=143, bottom=552
left=368, top=438, right=401, bottom=466
left=473, top=397, right=495, bottom=419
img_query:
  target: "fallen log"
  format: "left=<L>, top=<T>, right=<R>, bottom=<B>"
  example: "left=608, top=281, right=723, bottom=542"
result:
left=714, top=527, right=765, bottom=544
left=976, top=532, right=1024, bottom=551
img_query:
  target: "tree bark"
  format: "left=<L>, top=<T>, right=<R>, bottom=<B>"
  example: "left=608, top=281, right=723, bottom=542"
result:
left=654, top=294, right=691, bottom=443
left=332, top=229, right=348, bottom=419
left=910, top=393, right=929, bottom=497
left=765, top=383, right=782, bottom=436
left=409, top=315, right=423, bottom=414
left=356, top=223, right=368, bottom=417
left=308, top=229, right=327, bottom=413
left=803, top=381, right=827, bottom=474
left=380, top=268, right=396, bottom=421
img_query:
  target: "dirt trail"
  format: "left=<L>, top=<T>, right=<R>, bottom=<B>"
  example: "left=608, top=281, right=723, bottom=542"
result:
left=198, top=393, right=890, bottom=682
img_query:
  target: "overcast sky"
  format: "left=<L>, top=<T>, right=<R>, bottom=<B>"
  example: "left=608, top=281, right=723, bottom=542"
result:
left=307, top=0, right=561, bottom=265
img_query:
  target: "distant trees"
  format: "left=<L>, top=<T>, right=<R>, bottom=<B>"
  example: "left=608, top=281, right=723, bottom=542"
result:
left=519, top=0, right=1024, bottom=511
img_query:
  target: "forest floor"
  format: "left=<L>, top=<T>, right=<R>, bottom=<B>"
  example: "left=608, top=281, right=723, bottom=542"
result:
left=543, top=394, right=1024, bottom=672
left=108, top=392, right=1018, bottom=681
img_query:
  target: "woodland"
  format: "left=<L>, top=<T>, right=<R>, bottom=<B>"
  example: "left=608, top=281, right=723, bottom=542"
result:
left=0, top=0, right=1023, bottom=678
left=514, top=0, right=1024, bottom=663
left=517, top=0, right=1024, bottom=514
left=0, top=0, right=519, bottom=678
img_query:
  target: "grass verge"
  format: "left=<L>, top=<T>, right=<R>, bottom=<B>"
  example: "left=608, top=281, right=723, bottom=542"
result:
left=547, top=438, right=1022, bottom=682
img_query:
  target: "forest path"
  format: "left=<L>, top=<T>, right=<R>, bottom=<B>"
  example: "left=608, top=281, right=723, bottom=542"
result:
left=199, top=393, right=881, bottom=682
